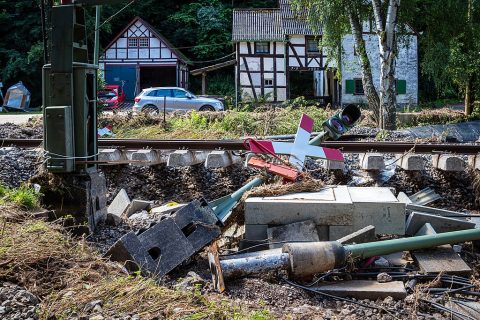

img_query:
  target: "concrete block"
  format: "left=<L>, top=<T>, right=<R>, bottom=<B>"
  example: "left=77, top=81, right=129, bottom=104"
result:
left=245, top=186, right=354, bottom=226
left=432, top=154, right=466, bottom=172
left=151, top=203, right=187, bottom=216
left=397, top=192, right=412, bottom=204
left=337, top=225, right=376, bottom=244
left=167, top=150, right=208, bottom=167
left=267, top=220, right=319, bottom=249
left=396, top=154, right=425, bottom=171
left=98, top=148, right=124, bottom=162
left=125, top=199, right=153, bottom=217
left=244, top=224, right=268, bottom=241
left=409, top=187, right=441, bottom=206
left=406, top=212, right=475, bottom=236
left=349, top=187, right=405, bottom=235
left=137, top=218, right=196, bottom=277
left=415, top=223, right=437, bottom=236
left=171, top=199, right=221, bottom=251
left=314, top=280, right=407, bottom=300
left=329, top=226, right=354, bottom=241
left=104, top=232, right=155, bottom=273
left=205, top=151, right=241, bottom=168
left=318, top=159, right=345, bottom=171
left=406, top=204, right=469, bottom=220
left=360, top=153, right=385, bottom=171
left=106, top=189, right=131, bottom=225
left=131, top=149, right=164, bottom=166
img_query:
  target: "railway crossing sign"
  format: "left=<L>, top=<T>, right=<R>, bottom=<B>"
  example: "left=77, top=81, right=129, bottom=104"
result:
left=245, top=114, right=344, bottom=180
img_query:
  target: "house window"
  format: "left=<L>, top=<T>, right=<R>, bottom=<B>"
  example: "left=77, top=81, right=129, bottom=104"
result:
left=264, top=79, right=273, bottom=87
left=138, top=38, right=149, bottom=47
left=128, top=38, right=138, bottom=47
left=306, top=38, right=320, bottom=54
left=255, top=42, right=269, bottom=54
left=354, top=79, right=364, bottom=95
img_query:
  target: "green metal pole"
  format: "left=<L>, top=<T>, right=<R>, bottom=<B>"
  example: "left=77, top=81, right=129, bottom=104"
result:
left=345, top=228, right=480, bottom=259
left=93, top=5, right=101, bottom=66
left=212, top=177, right=264, bottom=223
left=308, top=131, right=327, bottom=146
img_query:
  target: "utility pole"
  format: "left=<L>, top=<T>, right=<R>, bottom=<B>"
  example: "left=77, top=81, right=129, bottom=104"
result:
left=94, top=5, right=101, bottom=66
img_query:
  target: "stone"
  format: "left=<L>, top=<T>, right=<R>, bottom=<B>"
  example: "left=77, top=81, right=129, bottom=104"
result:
left=267, top=220, right=319, bottom=249
left=337, top=225, right=376, bottom=244
left=377, top=272, right=393, bottom=283
left=0, top=147, right=15, bottom=156
left=432, top=154, right=466, bottom=172
left=314, top=280, right=407, bottom=300
left=124, top=199, right=153, bottom=218
left=84, top=300, right=103, bottom=312
left=360, top=153, right=385, bottom=171
left=167, top=150, right=208, bottom=167
left=106, top=189, right=130, bottom=225
left=405, top=212, right=475, bottom=235
left=396, top=154, right=425, bottom=171
left=128, top=210, right=149, bottom=220
left=204, top=151, right=240, bottom=168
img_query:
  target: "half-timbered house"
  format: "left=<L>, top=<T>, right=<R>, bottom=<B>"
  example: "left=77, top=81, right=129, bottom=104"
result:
left=99, top=17, right=190, bottom=100
left=233, top=0, right=418, bottom=105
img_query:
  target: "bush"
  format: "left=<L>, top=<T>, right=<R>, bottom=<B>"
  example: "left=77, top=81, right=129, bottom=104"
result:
left=0, top=184, right=41, bottom=209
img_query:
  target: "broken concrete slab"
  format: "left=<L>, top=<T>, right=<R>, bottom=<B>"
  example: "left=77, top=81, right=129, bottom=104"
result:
left=106, top=188, right=131, bottom=225
left=405, top=212, right=475, bottom=236
left=412, top=223, right=472, bottom=275
left=432, top=154, right=466, bottom=172
left=409, top=187, right=441, bottom=206
left=204, top=151, right=240, bottom=168
left=337, top=225, right=376, bottom=245
left=267, top=220, right=319, bottom=249
left=314, top=280, right=407, bottom=300
left=360, top=153, right=385, bottom=171
left=329, top=226, right=354, bottom=241
left=124, top=199, right=153, bottom=218
left=406, top=204, right=470, bottom=220
left=396, top=192, right=413, bottom=204
left=167, top=150, right=208, bottom=167
left=396, top=154, right=425, bottom=171
left=318, top=159, right=345, bottom=171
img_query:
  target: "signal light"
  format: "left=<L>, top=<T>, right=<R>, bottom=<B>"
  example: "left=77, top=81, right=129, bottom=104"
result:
left=322, top=104, right=361, bottom=140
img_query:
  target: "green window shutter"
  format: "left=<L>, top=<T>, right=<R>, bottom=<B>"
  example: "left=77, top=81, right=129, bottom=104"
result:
left=345, top=80, right=355, bottom=94
left=397, top=80, right=407, bottom=94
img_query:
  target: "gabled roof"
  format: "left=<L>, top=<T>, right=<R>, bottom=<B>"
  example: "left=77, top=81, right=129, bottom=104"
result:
left=103, top=16, right=190, bottom=64
left=279, top=0, right=321, bottom=35
left=232, top=9, right=285, bottom=42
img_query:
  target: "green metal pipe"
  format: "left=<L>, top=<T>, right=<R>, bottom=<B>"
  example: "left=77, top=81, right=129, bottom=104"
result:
left=345, top=228, right=480, bottom=259
left=308, top=131, right=327, bottom=146
left=212, top=177, right=264, bottom=223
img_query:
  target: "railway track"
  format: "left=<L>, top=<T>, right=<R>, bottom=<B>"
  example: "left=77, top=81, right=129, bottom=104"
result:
left=1, top=138, right=480, bottom=154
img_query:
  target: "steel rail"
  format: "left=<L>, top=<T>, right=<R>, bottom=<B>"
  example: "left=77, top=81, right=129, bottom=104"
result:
left=1, top=138, right=480, bottom=154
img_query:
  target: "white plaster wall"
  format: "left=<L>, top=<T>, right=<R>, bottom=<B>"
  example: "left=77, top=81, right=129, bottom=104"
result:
left=341, top=34, right=418, bottom=105
left=139, top=48, right=149, bottom=59
left=276, top=42, right=285, bottom=55
left=290, top=35, right=305, bottom=45
left=239, top=42, right=249, bottom=54
left=117, top=38, right=127, bottom=48
left=277, top=88, right=287, bottom=101
left=264, top=58, right=274, bottom=71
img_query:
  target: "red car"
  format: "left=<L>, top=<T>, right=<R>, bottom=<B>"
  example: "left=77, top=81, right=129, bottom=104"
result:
left=98, top=85, right=126, bottom=109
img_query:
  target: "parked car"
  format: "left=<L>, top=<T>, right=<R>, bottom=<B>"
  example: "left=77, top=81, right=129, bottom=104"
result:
left=98, top=84, right=125, bottom=109
left=132, top=87, right=224, bottom=113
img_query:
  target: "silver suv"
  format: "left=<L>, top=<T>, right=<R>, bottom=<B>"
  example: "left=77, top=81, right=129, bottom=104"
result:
left=133, top=87, right=224, bottom=113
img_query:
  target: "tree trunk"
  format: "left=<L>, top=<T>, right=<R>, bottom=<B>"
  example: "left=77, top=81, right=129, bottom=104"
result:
left=465, top=79, right=472, bottom=116
left=373, top=0, right=400, bottom=130
left=348, top=10, right=380, bottom=123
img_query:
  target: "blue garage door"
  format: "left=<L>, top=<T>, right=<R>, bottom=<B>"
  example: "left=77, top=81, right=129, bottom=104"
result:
left=105, top=65, right=137, bottom=100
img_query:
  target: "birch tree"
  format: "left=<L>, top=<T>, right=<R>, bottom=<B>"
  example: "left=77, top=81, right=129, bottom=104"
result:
left=292, top=0, right=402, bottom=129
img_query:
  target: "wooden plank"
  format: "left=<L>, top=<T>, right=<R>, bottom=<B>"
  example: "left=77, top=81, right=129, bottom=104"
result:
left=242, top=56, right=257, bottom=101
left=288, top=43, right=303, bottom=67
left=273, top=42, right=277, bottom=102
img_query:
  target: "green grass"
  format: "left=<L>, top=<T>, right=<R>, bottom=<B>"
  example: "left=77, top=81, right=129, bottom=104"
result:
left=0, top=184, right=41, bottom=209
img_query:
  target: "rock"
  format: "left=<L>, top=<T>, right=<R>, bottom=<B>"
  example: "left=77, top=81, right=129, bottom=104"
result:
left=84, top=300, right=103, bottom=312
left=89, top=316, right=104, bottom=320
left=377, top=272, right=393, bottom=283
left=174, top=271, right=206, bottom=290
left=128, top=210, right=150, bottom=220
